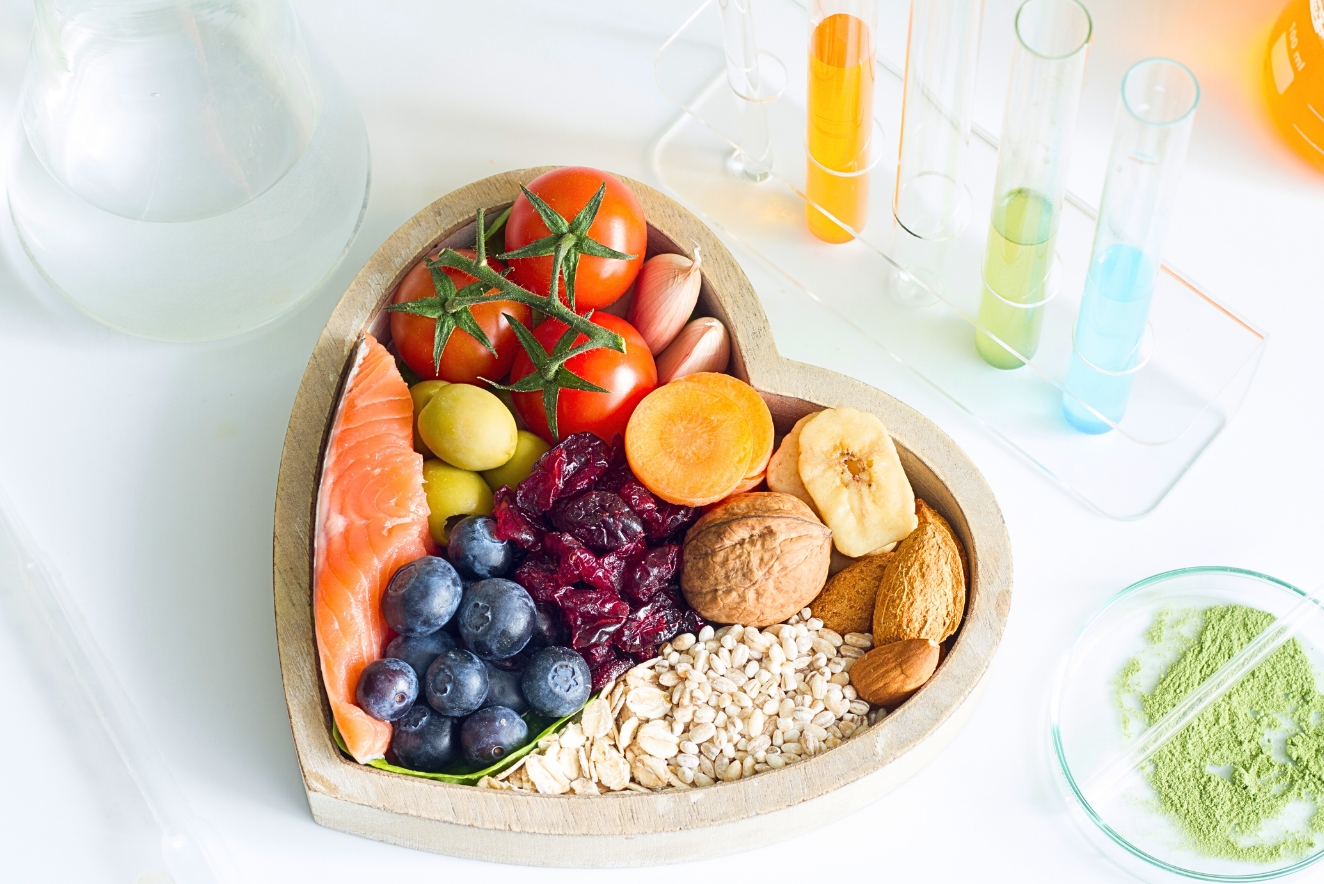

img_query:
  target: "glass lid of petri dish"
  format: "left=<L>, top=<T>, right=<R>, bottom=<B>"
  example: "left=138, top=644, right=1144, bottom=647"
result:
left=1049, top=567, right=1324, bottom=882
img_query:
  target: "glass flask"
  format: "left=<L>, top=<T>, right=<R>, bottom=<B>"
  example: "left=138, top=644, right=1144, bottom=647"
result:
left=973, top=0, right=1090, bottom=369
left=1264, top=0, right=1324, bottom=172
left=1062, top=59, right=1198, bottom=434
left=8, top=0, right=371, bottom=341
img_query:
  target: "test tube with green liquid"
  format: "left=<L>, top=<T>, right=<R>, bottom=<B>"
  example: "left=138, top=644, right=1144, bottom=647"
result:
left=974, top=0, right=1091, bottom=369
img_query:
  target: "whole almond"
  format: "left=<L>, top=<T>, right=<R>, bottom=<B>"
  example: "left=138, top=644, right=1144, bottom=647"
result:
left=872, top=521, right=965, bottom=644
left=656, top=317, right=730, bottom=383
left=848, top=638, right=939, bottom=707
left=810, top=551, right=894, bottom=636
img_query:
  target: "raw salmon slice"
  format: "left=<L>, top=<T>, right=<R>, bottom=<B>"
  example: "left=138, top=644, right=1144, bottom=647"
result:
left=314, top=334, right=432, bottom=763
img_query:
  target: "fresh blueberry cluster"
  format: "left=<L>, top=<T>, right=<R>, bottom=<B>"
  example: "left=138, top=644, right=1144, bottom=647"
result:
left=353, top=515, right=592, bottom=773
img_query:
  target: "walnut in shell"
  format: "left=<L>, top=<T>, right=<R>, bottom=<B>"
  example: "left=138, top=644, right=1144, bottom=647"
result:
left=681, top=492, right=832, bottom=626
left=872, top=520, right=965, bottom=644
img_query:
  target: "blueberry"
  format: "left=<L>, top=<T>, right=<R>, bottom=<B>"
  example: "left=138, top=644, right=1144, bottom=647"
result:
left=355, top=658, right=418, bottom=722
left=382, top=557, right=463, bottom=636
left=487, top=652, right=528, bottom=672
left=385, top=631, right=456, bottom=684
left=448, top=516, right=516, bottom=580
left=424, top=649, right=489, bottom=717
left=483, top=662, right=529, bottom=714
left=460, top=706, right=529, bottom=766
left=456, top=578, right=535, bottom=660
left=525, top=601, right=567, bottom=653
left=521, top=647, right=591, bottom=718
left=390, top=705, right=459, bottom=772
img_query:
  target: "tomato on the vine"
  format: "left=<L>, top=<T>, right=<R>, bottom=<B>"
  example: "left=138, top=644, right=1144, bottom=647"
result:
left=508, top=313, right=657, bottom=444
left=503, top=167, right=646, bottom=311
left=390, top=249, right=531, bottom=385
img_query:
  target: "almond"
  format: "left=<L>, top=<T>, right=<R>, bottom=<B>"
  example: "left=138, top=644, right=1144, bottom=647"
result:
left=848, top=638, right=939, bottom=707
left=810, top=550, right=894, bottom=636
left=872, top=520, right=965, bottom=645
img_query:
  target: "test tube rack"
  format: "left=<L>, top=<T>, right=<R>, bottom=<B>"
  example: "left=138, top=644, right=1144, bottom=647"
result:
left=650, top=0, right=1265, bottom=520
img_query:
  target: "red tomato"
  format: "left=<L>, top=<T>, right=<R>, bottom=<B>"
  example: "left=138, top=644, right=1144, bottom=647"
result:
left=503, top=167, right=647, bottom=311
left=390, top=249, right=531, bottom=385
left=509, top=313, right=657, bottom=443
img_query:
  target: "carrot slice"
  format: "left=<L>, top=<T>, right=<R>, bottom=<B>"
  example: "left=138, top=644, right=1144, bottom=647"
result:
left=678, top=372, right=774, bottom=480
left=625, top=383, right=752, bottom=507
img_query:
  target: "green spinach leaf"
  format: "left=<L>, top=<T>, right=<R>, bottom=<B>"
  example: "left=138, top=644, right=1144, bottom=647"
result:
left=331, top=705, right=580, bottom=786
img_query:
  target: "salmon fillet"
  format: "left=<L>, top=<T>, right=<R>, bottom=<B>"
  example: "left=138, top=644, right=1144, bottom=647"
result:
left=314, top=334, right=432, bottom=763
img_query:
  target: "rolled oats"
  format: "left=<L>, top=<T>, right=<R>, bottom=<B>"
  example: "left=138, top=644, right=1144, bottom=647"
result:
left=500, top=606, right=882, bottom=794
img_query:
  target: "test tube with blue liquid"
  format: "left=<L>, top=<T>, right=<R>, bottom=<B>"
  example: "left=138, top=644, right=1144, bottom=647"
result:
left=1062, top=59, right=1199, bottom=433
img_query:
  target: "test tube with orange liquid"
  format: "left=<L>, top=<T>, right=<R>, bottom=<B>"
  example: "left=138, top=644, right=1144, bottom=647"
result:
left=1265, top=0, right=1324, bottom=171
left=806, top=1, right=878, bottom=243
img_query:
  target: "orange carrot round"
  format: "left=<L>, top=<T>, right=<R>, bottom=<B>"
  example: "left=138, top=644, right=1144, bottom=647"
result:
left=678, top=372, right=775, bottom=480
left=625, top=383, right=752, bottom=507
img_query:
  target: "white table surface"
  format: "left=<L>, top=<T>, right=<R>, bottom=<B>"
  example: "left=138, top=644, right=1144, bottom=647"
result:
left=1, top=0, right=1321, bottom=881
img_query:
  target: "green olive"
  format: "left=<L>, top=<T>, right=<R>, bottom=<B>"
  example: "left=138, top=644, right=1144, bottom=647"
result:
left=409, top=380, right=449, bottom=455
left=418, top=383, right=518, bottom=471
left=421, top=459, right=493, bottom=545
left=481, top=430, right=551, bottom=492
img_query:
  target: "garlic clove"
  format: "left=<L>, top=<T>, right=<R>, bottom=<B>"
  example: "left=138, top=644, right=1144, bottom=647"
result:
left=656, top=317, right=730, bottom=383
left=629, top=248, right=703, bottom=355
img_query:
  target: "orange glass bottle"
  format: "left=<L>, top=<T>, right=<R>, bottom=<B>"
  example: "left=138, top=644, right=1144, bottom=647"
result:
left=806, top=2, right=877, bottom=243
left=1265, top=0, right=1324, bottom=171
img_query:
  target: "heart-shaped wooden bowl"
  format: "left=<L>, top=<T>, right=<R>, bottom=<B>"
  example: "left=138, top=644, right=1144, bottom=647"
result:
left=273, top=168, right=1012, bottom=866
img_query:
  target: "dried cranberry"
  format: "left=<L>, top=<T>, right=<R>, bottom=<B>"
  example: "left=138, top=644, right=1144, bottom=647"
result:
left=550, top=491, right=645, bottom=551
left=613, top=595, right=687, bottom=655
left=623, top=544, right=682, bottom=607
left=512, top=558, right=569, bottom=605
left=493, top=486, right=544, bottom=552
left=557, top=588, right=630, bottom=649
left=680, top=607, right=707, bottom=637
left=594, top=435, right=633, bottom=493
left=617, top=480, right=659, bottom=521
left=645, top=502, right=701, bottom=542
left=590, top=652, right=633, bottom=692
left=579, top=642, right=617, bottom=670
left=516, top=433, right=612, bottom=514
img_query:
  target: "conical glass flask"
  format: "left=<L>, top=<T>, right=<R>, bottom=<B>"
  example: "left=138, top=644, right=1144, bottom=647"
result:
left=8, top=0, right=370, bottom=340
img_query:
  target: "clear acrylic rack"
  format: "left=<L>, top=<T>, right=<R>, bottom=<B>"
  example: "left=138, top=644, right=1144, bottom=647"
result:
left=650, top=0, right=1266, bottom=520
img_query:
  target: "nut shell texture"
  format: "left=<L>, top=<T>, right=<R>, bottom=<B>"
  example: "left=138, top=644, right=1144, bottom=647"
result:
left=810, top=551, right=893, bottom=636
left=681, top=492, right=831, bottom=626
left=872, top=522, right=965, bottom=644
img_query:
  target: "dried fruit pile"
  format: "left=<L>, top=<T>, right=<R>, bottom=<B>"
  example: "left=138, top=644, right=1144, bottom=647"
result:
left=492, top=431, right=708, bottom=690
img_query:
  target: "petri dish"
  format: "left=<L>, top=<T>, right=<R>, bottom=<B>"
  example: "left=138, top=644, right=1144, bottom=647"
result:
left=1049, top=567, right=1324, bottom=882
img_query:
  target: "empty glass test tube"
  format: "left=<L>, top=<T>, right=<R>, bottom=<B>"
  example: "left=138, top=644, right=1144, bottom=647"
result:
left=1062, top=60, right=1199, bottom=433
left=720, top=0, right=774, bottom=181
left=889, top=0, right=984, bottom=305
left=806, top=0, right=878, bottom=242
left=974, top=0, right=1091, bottom=369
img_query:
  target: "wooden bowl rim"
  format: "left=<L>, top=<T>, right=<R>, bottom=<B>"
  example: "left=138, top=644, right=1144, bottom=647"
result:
left=273, top=167, right=1013, bottom=837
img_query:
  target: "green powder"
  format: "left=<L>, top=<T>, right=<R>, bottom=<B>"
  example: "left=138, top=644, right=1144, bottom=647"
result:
left=1117, top=604, right=1324, bottom=862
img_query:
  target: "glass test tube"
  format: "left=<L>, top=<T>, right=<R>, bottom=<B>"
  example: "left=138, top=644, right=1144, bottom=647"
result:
left=1062, top=59, right=1199, bottom=433
left=889, top=0, right=984, bottom=306
left=806, top=0, right=878, bottom=243
left=720, top=0, right=774, bottom=181
left=974, top=0, right=1092, bottom=369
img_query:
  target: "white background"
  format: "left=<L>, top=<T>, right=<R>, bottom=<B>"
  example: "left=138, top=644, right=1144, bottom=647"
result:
left=1, top=0, right=1321, bottom=881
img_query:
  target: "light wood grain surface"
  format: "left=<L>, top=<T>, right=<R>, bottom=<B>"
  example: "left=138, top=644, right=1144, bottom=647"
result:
left=272, top=168, right=1012, bottom=865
